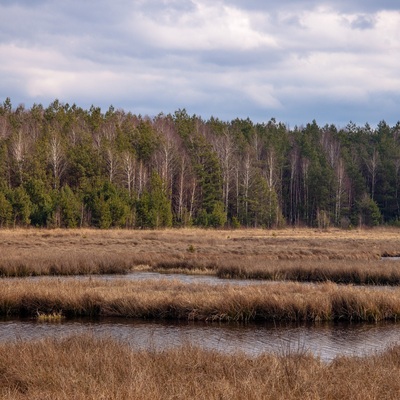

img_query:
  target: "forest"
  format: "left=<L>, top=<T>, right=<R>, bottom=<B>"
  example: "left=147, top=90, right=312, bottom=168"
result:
left=0, top=97, right=399, bottom=229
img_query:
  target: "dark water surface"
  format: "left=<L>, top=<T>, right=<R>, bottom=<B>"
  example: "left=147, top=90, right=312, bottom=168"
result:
left=1, top=318, right=399, bottom=362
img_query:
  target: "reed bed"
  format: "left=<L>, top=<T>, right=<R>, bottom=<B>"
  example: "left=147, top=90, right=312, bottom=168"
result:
left=2, top=278, right=400, bottom=322
left=1, top=334, right=400, bottom=399
left=0, top=253, right=133, bottom=277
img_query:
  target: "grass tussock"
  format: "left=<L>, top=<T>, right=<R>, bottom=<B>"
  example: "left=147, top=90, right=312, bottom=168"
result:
left=1, top=334, right=400, bottom=399
left=2, top=279, right=400, bottom=322
left=36, top=311, right=65, bottom=322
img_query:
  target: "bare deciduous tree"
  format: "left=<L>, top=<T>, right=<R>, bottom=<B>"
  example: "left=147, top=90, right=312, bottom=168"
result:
left=365, top=147, right=379, bottom=200
left=212, top=130, right=236, bottom=212
left=49, top=134, right=67, bottom=189
left=121, top=151, right=136, bottom=196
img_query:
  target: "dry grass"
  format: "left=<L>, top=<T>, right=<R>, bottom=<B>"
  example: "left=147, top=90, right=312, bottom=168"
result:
left=36, top=311, right=65, bottom=322
left=215, top=259, right=400, bottom=285
left=2, top=227, right=400, bottom=284
left=1, top=278, right=400, bottom=322
left=1, top=334, right=400, bottom=399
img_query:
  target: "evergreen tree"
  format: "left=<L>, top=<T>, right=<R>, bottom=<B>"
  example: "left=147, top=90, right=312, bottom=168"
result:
left=0, top=191, right=12, bottom=227
left=59, top=185, right=81, bottom=228
left=8, top=186, right=32, bottom=227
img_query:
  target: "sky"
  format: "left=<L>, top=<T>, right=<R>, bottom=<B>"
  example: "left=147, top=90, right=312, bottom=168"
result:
left=0, top=0, right=399, bottom=127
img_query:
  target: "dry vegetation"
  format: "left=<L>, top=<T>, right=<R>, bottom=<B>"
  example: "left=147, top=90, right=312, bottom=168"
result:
left=1, top=334, right=400, bottom=400
left=2, top=228, right=400, bottom=398
left=2, top=278, right=400, bottom=322
left=2, top=227, right=400, bottom=284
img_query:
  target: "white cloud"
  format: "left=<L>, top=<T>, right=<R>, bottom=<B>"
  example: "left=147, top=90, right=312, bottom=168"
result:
left=128, top=1, right=277, bottom=52
left=0, top=1, right=399, bottom=125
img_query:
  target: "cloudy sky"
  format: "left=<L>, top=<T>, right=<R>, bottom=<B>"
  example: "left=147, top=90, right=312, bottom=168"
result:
left=0, top=0, right=399, bottom=127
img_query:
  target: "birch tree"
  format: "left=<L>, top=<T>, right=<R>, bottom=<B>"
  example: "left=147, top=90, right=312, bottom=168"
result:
left=49, top=134, right=67, bottom=189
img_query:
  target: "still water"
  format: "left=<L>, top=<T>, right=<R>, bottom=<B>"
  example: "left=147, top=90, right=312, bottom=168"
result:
left=1, top=318, right=399, bottom=362
left=23, top=271, right=276, bottom=286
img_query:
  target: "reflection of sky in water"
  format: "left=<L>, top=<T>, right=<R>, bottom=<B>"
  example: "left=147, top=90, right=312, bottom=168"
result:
left=14, top=271, right=399, bottom=290
left=21, top=271, right=274, bottom=286
left=1, top=319, right=399, bottom=362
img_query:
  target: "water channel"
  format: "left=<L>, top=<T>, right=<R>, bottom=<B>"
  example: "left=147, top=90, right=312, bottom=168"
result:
left=1, top=318, right=399, bottom=362
left=2, top=271, right=400, bottom=362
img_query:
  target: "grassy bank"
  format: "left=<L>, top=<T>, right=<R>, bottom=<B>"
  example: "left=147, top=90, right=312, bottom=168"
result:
left=2, top=228, right=400, bottom=285
left=1, top=334, right=400, bottom=399
left=214, top=259, right=400, bottom=285
left=2, top=278, right=400, bottom=322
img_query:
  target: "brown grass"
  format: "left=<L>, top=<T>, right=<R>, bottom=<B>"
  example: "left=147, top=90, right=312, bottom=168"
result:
left=215, top=259, right=400, bottom=285
left=1, top=334, right=400, bottom=399
left=2, top=227, right=400, bottom=283
left=1, top=278, right=400, bottom=322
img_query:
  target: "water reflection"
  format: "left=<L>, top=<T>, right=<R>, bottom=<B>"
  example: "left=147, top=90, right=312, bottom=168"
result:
left=1, top=318, right=399, bottom=362
left=24, top=271, right=274, bottom=286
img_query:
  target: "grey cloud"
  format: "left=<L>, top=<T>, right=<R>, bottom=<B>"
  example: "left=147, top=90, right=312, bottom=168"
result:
left=228, top=0, right=399, bottom=13
left=135, top=0, right=197, bottom=15
left=196, top=47, right=285, bottom=69
left=325, top=0, right=399, bottom=13
left=0, top=0, right=48, bottom=7
left=350, top=15, right=376, bottom=30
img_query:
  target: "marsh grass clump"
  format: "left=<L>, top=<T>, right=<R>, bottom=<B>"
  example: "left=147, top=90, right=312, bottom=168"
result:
left=187, top=244, right=196, bottom=253
left=36, top=311, right=65, bottom=322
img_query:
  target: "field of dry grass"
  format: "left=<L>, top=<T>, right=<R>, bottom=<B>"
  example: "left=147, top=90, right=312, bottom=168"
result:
left=1, top=227, right=400, bottom=284
left=2, top=278, right=400, bottom=322
left=1, top=334, right=400, bottom=399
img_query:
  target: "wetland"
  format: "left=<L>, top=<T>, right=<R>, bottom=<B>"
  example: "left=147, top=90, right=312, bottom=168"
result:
left=2, top=228, right=400, bottom=398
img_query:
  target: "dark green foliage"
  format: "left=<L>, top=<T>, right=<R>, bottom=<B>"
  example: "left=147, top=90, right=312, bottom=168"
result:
left=8, top=186, right=32, bottom=227
left=59, top=185, right=82, bottom=228
left=208, top=201, right=227, bottom=228
left=132, top=120, right=160, bottom=161
left=1, top=98, right=400, bottom=228
left=136, top=172, right=172, bottom=228
left=24, top=179, right=54, bottom=227
left=359, top=195, right=382, bottom=227
left=187, top=134, right=222, bottom=215
left=0, top=191, right=12, bottom=227
left=82, top=179, right=132, bottom=228
left=247, top=170, right=281, bottom=228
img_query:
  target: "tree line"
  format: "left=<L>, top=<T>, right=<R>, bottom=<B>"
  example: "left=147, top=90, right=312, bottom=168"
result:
left=0, top=98, right=399, bottom=229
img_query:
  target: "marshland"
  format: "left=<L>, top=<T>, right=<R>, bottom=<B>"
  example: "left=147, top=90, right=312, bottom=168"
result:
left=2, top=227, right=400, bottom=398
left=1, top=227, right=400, bottom=282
